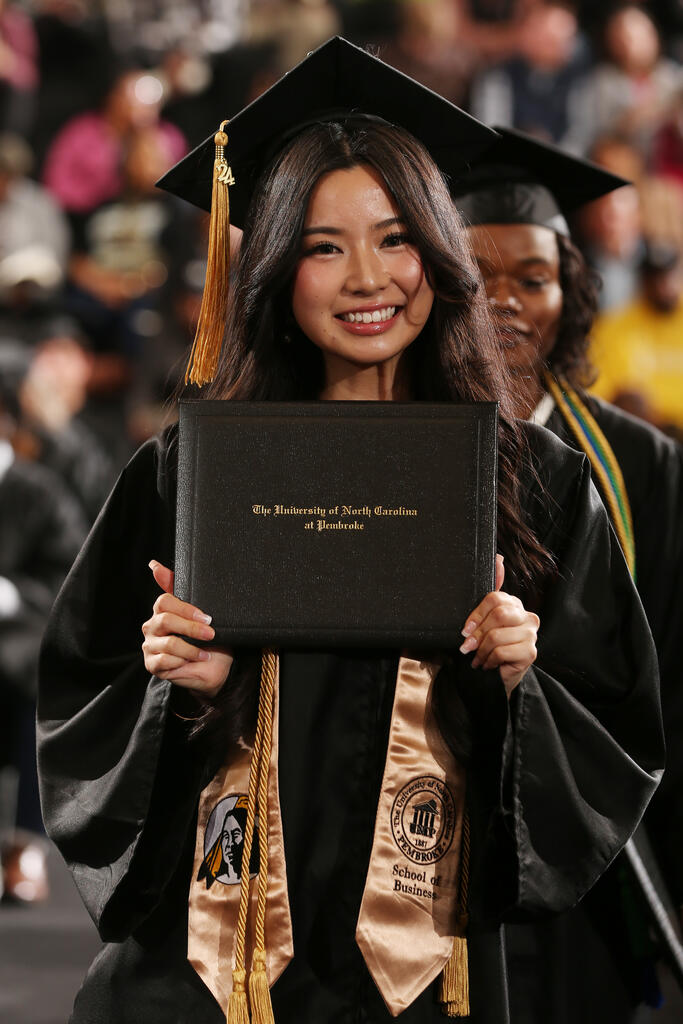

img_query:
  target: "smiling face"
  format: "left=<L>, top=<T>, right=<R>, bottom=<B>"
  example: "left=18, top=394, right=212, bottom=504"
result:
left=291, top=165, right=434, bottom=397
left=466, top=222, right=563, bottom=400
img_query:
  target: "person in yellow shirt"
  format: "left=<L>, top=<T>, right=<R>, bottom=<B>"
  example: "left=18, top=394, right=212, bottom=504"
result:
left=591, top=243, right=683, bottom=437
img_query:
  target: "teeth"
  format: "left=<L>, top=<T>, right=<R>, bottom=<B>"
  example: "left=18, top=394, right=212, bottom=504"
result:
left=340, top=306, right=396, bottom=323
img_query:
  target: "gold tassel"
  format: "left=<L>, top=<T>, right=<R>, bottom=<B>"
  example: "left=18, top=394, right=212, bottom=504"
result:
left=227, top=968, right=250, bottom=1024
left=439, top=936, right=470, bottom=1017
left=249, top=949, right=275, bottom=1024
left=185, top=120, right=235, bottom=386
left=439, top=809, right=471, bottom=1017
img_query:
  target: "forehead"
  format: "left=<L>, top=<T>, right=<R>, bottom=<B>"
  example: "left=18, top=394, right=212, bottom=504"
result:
left=467, top=222, right=559, bottom=267
left=304, top=165, right=399, bottom=226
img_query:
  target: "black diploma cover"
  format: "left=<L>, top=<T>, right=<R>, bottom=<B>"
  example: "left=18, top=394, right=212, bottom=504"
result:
left=175, top=401, right=498, bottom=648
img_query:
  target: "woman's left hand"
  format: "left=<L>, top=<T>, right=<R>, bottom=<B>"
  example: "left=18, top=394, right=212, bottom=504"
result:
left=459, top=554, right=539, bottom=698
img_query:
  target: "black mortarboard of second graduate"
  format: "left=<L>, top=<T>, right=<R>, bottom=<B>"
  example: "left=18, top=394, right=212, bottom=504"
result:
left=451, top=125, right=628, bottom=237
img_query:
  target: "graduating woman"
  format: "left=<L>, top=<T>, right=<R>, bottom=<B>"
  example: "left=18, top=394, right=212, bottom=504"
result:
left=453, top=126, right=683, bottom=1022
left=37, top=40, right=663, bottom=1024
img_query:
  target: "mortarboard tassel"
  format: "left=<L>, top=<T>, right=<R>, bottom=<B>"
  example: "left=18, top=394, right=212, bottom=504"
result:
left=249, top=650, right=277, bottom=1024
left=439, top=810, right=471, bottom=1017
left=227, top=649, right=277, bottom=1024
left=185, top=120, right=235, bottom=387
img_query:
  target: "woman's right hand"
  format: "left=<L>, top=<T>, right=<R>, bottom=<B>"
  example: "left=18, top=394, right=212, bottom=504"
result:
left=142, top=560, right=234, bottom=699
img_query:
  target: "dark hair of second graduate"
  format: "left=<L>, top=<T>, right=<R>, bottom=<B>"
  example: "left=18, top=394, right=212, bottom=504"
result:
left=550, top=233, right=601, bottom=390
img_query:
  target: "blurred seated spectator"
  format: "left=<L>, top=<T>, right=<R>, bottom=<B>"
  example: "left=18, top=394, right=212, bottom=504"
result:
left=591, top=242, right=683, bottom=437
left=459, top=0, right=542, bottom=65
left=0, top=0, right=38, bottom=136
left=576, top=135, right=645, bottom=310
left=42, top=66, right=186, bottom=215
left=0, top=344, right=86, bottom=902
left=470, top=1, right=594, bottom=153
left=0, top=132, right=70, bottom=312
left=652, top=85, right=683, bottom=190
left=30, top=0, right=113, bottom=174
left=578, top=6, right=683, bottom=157
left=19, top=322, right=116, bottom=520
left=247, top=0, right=340, bottom=76
left=63, top=125, right=183, bottom=464
left=380, top=0, right=479, bottom=108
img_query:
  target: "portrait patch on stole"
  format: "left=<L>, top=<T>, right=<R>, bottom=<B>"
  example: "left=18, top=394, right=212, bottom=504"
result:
left=391, top=776, right=456, bottom=865
left=197, top=794, right=260, bottom=889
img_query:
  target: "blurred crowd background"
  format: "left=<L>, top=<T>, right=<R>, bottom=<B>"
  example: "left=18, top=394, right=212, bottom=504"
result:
left=0, top=0, right=682, bottom=905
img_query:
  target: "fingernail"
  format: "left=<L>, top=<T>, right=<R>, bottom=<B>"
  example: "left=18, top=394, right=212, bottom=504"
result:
left=461, top=620, right=477, bottom=638
left=200, top=626, right=215, bottom=641
left=471, top=657, right=480, bottom=669
left=197, top=650, right=211, bottom=662
left=459, top=636, right=478, bottom=654
left=148, top=560, right=158, bottom=570
left=194, top=611, right=212, bottom=624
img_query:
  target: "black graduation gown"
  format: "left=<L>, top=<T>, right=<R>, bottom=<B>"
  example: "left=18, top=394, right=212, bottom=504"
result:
left=506, top=398, right=683, bottom=1024
left=36, top=420, right=663, bottom=1024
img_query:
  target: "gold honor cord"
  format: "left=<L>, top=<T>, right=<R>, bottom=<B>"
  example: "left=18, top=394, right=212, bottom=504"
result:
left=185, top=120, right=236, bottom=387
left=544, top=372, right=636, bottom=578
left=439, top=810, right=471, bottom=1017
left=228, top=649, right=277, bottom=1024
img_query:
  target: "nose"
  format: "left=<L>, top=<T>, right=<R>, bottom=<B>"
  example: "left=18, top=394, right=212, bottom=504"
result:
left=487, top=277, right=522, bottom=313
left=345, top=243, right=390, bottom=295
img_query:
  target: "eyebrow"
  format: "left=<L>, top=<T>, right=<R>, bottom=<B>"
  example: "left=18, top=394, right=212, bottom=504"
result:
left=475, top=255, right=554, bottom=269
left=301, top=216, right=405, bottom=237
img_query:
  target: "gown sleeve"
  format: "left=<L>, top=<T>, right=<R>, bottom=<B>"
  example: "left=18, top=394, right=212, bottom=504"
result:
left=37, top=427, right=207, bottom=939
left=462, top=425, right=664, bottom=923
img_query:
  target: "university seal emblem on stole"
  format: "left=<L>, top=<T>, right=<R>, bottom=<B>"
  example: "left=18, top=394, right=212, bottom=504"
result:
left=391, top=775, right=456, bottom=868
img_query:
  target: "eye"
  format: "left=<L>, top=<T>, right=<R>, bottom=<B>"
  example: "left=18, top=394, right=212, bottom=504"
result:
left=380, top=231, right=411, bottom=248
left=520, top=277, right=549, bottom=291
left=302, top=240, right=341, bottom=257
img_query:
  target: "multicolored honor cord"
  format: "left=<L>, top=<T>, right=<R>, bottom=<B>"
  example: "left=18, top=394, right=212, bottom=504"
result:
left=544, top=372, right=636, bottom=579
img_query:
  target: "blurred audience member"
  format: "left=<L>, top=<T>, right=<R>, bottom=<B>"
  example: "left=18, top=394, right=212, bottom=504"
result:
left=0, top=133, right=70, bottom=316
left=381, top=0, right=479, bottom=107
left=576, top=136, right=645, bottom=310
left=470, top=2, right=593, bottom=153
left=579, top=6, right=683, bottom=156
left=0, top=0, right=39, bottom=135
left=63, top=125, right=183, bottom=464
left=652, top=85, right=683, bottom=190
left=42, top=66, right=186, bottom=215
left=591, top=242, right=683, bottom=437
left=247, top=0, right=340, bottom=76
left=31, top=0, right=113, bottom=173
left=0, top=342, right=86, bottom=903
left=19, top=322, right=116, bottom=521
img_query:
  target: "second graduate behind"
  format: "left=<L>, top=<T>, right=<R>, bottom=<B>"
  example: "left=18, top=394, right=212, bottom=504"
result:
left=38, top=39, right=663, bottom=1024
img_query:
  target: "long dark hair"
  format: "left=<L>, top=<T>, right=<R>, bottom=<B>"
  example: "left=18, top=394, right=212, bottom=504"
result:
left=548, top=233, right=600, bottom=389
left=189, top=118, right=554, bottom=753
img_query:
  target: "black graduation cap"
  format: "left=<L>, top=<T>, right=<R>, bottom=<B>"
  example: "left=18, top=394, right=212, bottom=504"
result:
left=157, top=35, right=497, bottom=228
left=451, top=126, right=629, bottom=237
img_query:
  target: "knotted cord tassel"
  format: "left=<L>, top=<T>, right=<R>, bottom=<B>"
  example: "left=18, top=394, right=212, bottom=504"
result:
left=439, top=810, right=471, bottom=1017
left=227, top=968, right=250, bottom=1024
left=249, top=650, right=277, bottom=1024
left=185, top=120, right=235, bottom=386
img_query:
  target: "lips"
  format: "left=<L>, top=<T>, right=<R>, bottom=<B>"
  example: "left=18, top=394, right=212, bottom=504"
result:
left=335, top=305, right=403, bottom=335
left=338, top=305, right=397, bottom=324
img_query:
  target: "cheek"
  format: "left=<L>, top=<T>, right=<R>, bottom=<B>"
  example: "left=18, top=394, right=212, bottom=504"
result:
left=399, top=255, right=434, bottom=319
left=291, top=263, right=328, bottom=330
left=535, top=285, right=563, bottom=350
